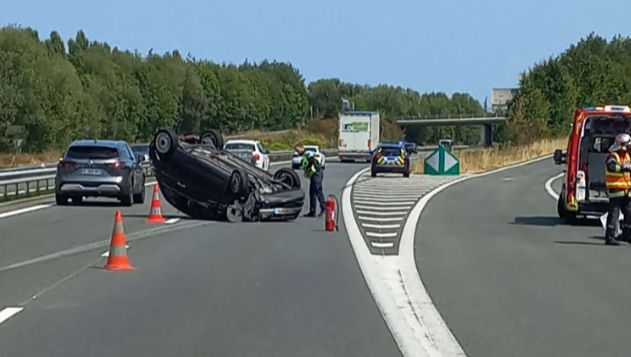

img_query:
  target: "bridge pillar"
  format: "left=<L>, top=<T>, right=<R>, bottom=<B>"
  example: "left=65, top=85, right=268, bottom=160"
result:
left=480, top=124, right=493, bottom=147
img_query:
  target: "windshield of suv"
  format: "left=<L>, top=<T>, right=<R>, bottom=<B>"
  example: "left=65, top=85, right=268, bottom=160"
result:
left=225, top=143, right=255, bottom=151
left=66, top=146, right=119, bottom=159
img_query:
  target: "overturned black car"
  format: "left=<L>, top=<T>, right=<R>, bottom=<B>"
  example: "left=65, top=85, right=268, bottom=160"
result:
left=148, top=128, right=304, bottom=222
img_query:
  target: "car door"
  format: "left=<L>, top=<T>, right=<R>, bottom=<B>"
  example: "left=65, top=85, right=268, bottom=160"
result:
left=125, top=144, right=143, bottom=192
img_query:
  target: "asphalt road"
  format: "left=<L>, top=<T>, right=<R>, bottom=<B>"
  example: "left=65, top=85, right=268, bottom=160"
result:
left=416, top=158, right=631, bottom=357
left=0, top=161, right=401, bottom=357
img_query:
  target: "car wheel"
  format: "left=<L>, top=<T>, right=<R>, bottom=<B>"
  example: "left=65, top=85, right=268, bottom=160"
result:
left=200, top=129, right=224, bottom=150
left=273, top=168, right=301, bottom=189
left=557, top=191, right=577, bottom=224
left=226, top=201, right=243, bottom=223
left=403, top=171, right=410, bottom=178
left=154, top=128, right=178, bottom=157
left=228, top=169, right=248, bottom=197
left=133, top=178, right=146, bottom=204
left=56, top=193, right=68, bottom=206
left=120, top=187, right=133, bottom=206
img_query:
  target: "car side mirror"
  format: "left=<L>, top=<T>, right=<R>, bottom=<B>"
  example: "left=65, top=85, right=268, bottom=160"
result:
left=136, top=154, right=145, bottom=163
left=553, top=149, right=566, bottom=165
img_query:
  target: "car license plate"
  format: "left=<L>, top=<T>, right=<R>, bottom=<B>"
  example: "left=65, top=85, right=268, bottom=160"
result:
left=81, top=168, right=101, bottom=175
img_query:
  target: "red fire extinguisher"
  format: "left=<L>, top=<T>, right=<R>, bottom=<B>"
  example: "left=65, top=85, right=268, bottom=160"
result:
left=325, top=195, right=339, bottom=232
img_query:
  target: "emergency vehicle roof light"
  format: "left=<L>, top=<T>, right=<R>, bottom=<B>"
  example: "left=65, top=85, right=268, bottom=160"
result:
left=604, top=105, right=631, bottom=113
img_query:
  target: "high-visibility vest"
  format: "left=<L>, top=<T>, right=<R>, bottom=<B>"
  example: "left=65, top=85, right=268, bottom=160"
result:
left=606, top=151, right=631, bottom=195
left=302, top=153, right=322, bottom=178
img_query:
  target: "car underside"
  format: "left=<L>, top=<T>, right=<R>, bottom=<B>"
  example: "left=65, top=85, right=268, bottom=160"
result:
left=149, top=128, right=304, bottom=222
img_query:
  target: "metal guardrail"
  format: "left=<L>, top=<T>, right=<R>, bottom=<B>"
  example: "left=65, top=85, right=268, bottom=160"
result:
left=0, top=174, right=56, bottom=200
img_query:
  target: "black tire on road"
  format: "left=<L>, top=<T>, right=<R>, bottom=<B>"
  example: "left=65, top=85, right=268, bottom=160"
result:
left=154, top=128, right=178, bottom=157
left=200, top=129, right=224, bottom=150
left=120, top=187, right=133, bottom=207
left=228, top=169, right=248, bottom=197
left=56, top=193, right=68, bottom=206
left=557, top=191, right=577, bottom=224
left=226, top=201, right=244, bottom=223
left=274, top=168, right=301, bottom=189
left=133, top=177, right=146, bottom=204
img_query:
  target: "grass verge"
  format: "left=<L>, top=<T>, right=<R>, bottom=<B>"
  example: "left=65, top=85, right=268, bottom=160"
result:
left=413, top=138, right=566, bottom=174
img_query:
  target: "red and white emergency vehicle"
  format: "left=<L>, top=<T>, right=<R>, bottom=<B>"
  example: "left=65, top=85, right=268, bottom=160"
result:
left=555, top=105, right=631, bottom=223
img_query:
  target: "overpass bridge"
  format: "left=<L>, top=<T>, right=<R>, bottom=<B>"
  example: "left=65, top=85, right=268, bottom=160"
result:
left=396, top=115, right=509, bottom=147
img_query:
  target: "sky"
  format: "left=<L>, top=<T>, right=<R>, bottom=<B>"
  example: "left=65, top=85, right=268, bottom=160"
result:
left=1, top=0, right=630, bottom=103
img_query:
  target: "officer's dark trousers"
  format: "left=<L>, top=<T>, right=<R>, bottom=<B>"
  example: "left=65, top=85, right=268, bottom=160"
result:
left=309, top=170, right=326, bottom=214
left=606, top=195, right=631, bottom=241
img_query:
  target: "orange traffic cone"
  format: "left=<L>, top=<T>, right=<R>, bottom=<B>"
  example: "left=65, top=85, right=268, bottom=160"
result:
left=104, top=211, right=134, bottom=271
left=147, top=184, right=166, bottom=224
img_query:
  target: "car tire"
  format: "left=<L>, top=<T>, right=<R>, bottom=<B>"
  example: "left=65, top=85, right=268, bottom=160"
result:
left=200, top=129, right=224, bottom=150
left=120, top=184, right=133, bottom=206
left=154, top=128, right=178, bottom=157
left=56, top=193, right=68, bottom=206
left=274, top=168, right=301, bottom=189
left=226, top=201, right=244, bottom=223
left=557, top=191, right=577, bottom=224
left=228, top=169, right=248, bottom=197
left=403, top=171, right=410, bottom=178
left=133, top=178, right=146, bottom=204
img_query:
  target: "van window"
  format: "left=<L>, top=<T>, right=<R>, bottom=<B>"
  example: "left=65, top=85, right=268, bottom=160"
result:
left=592, top=137, right=614, bottom=153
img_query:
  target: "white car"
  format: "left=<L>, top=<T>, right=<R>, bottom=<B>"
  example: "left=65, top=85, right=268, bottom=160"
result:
left=224, top=139, right=270, bottom=171
left=292, top=145, right=326, bottom=170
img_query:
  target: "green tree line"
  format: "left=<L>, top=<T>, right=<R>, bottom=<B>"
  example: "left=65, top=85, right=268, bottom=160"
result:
left=0, top=27, right=308, bottom=152
left=0, top=26, right=488, bottom=152
left=508, top=33, right=631, bottom=144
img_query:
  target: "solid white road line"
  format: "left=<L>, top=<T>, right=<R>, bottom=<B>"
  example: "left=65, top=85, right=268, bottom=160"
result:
left=361, top=223, right=402, bottom=229
left=366, top=231, right=398, bottom=238
left=354, top=205, right=412, bottom=211
left=0, top=307, right=24, bottom=325
left=356, top=210, right=409, bottom=216
left=545, top=172, right=564, bottom=200
left=343, top=167, right=445, bottom=357
left=354, top=200, right=416, bottom=206
left=357, top=216, right=405, bottom=222
left=352, top=195, right=422, bottom=201
left=165, top=218, right=180, bottom=224
left=0, top=204, right=54, bottom=220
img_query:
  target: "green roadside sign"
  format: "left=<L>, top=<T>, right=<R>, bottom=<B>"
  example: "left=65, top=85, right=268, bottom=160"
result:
left=424, top=146, right=460, bottom=175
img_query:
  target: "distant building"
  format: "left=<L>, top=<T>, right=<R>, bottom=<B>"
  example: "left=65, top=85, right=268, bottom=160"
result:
left=490, top=88, right=519, bottom=113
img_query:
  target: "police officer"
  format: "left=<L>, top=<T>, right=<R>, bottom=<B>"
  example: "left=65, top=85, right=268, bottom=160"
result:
left=605, top=133, right=631, bottom=245
left=295, top=144, right=326, bottom=217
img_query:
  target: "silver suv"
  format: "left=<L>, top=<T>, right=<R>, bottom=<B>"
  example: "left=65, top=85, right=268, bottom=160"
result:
left=55, top=140, right=146, bottom=206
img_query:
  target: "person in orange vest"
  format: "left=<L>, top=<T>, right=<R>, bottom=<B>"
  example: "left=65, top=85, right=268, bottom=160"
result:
left=605, top=133, right=631, bottom=245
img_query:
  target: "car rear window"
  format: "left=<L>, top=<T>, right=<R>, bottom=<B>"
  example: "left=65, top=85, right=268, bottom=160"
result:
left=225, top=143, right=255, bottom=151
left=66, top=146, right=119, bottom=159
left=132, top=145, right=149, bottom=154
left=380, top=147, right=402, bottom=156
